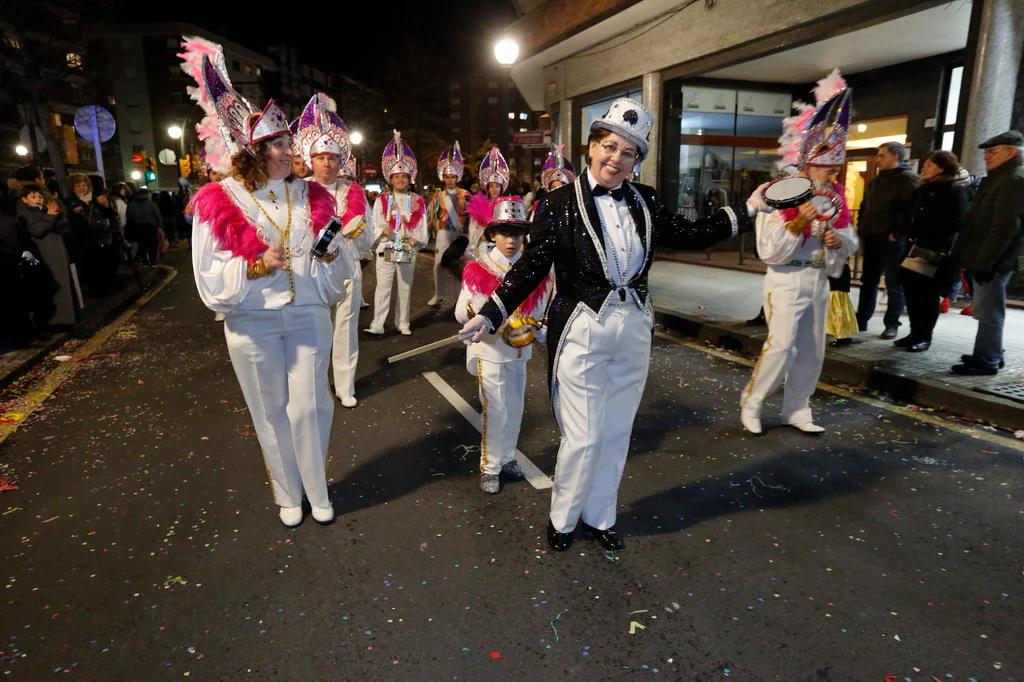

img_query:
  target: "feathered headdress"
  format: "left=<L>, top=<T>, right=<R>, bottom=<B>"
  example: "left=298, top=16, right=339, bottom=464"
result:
left=479, top=146, right=509, bottom=192
left=292, top=93, right=350, bottom=167
left=540, top=144, right=575, bottom=191
left=178, top=36, right=289, bottom=173
left=437, top=141, right=465, bottom=181
left=777, top=68, right=851, bottom=170
left=382, top=130, right=417, bottom=183
left=341, top=155, right=357, bottom=180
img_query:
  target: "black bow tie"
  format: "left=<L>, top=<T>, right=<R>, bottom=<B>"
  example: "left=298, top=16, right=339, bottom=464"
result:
left=592, top=184, right=627, bottom=201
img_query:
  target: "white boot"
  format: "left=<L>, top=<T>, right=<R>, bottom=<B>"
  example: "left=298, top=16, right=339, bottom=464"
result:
left=787, top=421, right=825, bottom=433
left=279, top=506, right=303, bottom=527
left=740, top=409, right=762, bottom=434
left=311, top=504, right=335, bottom=524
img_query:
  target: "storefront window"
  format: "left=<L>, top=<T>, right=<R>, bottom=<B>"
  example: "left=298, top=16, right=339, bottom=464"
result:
left=671, top=86, right=790, bottom=219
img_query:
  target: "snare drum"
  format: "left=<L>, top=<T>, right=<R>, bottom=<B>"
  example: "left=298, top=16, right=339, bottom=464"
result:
left=762, top=177, right=814, bottom=210
left=383, top=242, right=415, bottom=263
left=502, top=316, right=539, bottom=349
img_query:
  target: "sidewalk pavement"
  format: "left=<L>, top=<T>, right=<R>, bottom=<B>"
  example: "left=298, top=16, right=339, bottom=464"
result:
left=0, top=254, right=171, bottom=392
left=649, top=258, right=1024, bottom=431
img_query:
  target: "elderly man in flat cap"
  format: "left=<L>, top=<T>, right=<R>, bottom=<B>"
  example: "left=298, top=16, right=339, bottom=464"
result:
left=949, top=130, right=1024, bottom=375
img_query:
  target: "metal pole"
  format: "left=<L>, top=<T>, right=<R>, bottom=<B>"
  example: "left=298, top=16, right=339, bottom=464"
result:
left=90, top=106, right=106, bottom=183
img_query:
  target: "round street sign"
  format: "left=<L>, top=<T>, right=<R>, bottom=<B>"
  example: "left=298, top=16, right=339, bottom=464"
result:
left=158, top=149, right=178, bottom=165
left=73, top=106, right=116, bottom=143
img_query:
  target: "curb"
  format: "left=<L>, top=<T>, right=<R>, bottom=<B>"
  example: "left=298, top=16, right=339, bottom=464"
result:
left=0, top=266, right=171, bottom=393
left=654, top=307, right=1024, bottom=431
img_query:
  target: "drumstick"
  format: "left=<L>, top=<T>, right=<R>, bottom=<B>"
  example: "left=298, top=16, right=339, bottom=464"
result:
left=386, top=332, right=477, bottom=364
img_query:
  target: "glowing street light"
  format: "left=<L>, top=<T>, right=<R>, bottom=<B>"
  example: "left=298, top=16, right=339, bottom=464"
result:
left=131, top=170, right=142, bottom=180
left=494, top=39, right=519, bottom=66
left=167, top=125, right=183, bottom=139
left=15, top=144, right=29, bottom=156
left=350, top=131, right=363, bottom=145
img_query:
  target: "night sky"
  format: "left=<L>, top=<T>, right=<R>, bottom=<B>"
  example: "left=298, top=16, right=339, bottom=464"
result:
left=115, top=0, right=519, bottom=84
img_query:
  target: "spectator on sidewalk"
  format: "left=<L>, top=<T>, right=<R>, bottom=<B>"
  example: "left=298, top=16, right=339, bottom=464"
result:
left=895, top=151, right=971, bottom=352
left=65, top=173, right=120, bottom=297
left=156, top=191, right=180, bottom=244
left=855, top=142, right=919, bottom=339
left=17, top=185, right=75, bottom=328
left=949, top=130, right=1024, bottom=375
left=125, top=189, right=163, bottom=266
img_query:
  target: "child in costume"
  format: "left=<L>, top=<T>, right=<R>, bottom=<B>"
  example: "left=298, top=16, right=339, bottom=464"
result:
left=455, top=196, right=552, bottom=494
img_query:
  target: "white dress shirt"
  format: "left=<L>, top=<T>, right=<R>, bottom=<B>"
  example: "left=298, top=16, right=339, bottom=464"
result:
left=586, top=169, right=644, bottom=285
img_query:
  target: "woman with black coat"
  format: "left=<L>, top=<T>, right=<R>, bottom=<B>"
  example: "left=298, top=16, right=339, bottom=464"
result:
left=895, top=151, right=971, bottom=351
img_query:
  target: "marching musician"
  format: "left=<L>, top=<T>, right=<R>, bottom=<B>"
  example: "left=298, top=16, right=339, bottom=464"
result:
left=466, top=147, right=509, bottom=256
left=454, top=197, right=553, bottom=495
left=459, top=98, right=759, bottom=553
left=293, top=94, right=374, bottom=408
left=740, top=70, right=860, bottom=435
left=428, top=142, right=470, bottom=307
left=182, top=38, right=352, bottom=527
left=532, top=144, right=576, bottom=220
left=365, top=131, right=428, bottom=337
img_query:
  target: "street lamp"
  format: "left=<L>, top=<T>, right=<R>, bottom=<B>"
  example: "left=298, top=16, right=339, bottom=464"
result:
left=15, top=144, right=28, bottom=156
left=167, top=125, right=183, bottom=139
left=350, top=131, right=363, bottom=146
left=494, top=38, right=519, bottom=163
left=131, top=170, right=142, bottom=180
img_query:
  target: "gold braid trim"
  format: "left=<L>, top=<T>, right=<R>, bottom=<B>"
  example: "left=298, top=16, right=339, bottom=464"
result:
left=477, top=358, right=489, bottom=473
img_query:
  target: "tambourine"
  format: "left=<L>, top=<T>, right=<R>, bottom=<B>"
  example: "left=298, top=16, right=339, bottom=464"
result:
left=810, top=188, right=841, bottom=221
left=383, top=239, right=415, bottom=263
left=762, top=177, right=814, bottom=210
left=502, top=316, right=540, bottom=349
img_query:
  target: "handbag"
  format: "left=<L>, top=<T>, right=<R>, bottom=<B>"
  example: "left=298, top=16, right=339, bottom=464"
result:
left=86, top=204, right=114, bottom=246
left=900, top=244, right=942, bottom=278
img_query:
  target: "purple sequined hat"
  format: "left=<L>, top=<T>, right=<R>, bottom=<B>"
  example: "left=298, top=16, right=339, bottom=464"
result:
left=479, top=146, right=509, bottom=192
left=382, top=130, right=418, bottom=182
left=292, top=93, right=350, bottom=167
left=437, top=141, right=465, bottom=181
left=540, top=144, right=575, bottom=191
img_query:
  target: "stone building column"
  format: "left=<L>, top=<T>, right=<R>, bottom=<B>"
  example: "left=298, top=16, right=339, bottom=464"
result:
left=959, top=0, right=1024, bottom=174
left=641, top=72, right=662, bottom=189
left=558, top=98, right=573, bottom=153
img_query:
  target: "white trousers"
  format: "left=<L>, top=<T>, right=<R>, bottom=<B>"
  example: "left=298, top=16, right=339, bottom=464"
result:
left=550, top=304, right=653, bottom=533
left=370, top=256, right=415, bottom=332
left=223, top=305, right=334, bottom=509
left=433, top=229, right=458, bottom=301
left=740, top=266, right=829, bottom=424
left=331, top=274, right=361, bottom=400
left=476, top=358, right=527, bottom=475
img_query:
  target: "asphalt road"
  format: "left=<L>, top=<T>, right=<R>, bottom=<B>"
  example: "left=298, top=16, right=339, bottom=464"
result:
left=1, top=249, right=1022, bottom=681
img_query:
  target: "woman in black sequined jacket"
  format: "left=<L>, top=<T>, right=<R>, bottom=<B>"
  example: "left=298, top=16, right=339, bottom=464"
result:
left=459, top=97, right=761, bottom=553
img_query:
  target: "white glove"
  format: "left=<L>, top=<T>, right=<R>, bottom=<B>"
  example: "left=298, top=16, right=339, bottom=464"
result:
left=21, top=250, right=39, bottom=264
left=459, top=314, right=493, bottom=344
left=747, top=182, right=773, bottom=214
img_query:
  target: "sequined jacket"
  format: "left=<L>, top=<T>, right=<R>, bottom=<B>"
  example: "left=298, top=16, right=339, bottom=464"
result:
left=477, top=174, right=753, bottom=389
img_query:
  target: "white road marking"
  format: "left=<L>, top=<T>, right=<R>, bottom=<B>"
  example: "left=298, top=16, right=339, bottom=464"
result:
left=421, top=371, right=553, bottom=490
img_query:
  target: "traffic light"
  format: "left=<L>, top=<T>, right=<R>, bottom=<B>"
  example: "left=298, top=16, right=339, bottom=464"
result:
left=179, top=154, right=191, bottom=179
left=145, top=157, right=156, bottom=182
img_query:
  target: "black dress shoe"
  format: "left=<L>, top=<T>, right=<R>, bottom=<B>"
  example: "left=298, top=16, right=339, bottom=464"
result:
left=907, top=340, right=931, bottom=352
left=893, top=335, right=915, bottom=348
left=580, top=521, right=625, bottom=551
left=829, top=338, right=853, bottom=347
left=951, top=363, right=998, bottom=376
left=547, top=522, right=574, bottom=552
left=880, top=326, right=899, bottom=340
left=960, top=354, right=1006, bottom=369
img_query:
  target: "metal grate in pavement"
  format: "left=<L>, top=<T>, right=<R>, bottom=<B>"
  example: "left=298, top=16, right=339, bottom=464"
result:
left=975, top=382, right=1024, bottom=405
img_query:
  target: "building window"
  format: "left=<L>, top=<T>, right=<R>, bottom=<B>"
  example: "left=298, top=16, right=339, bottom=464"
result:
left=107, top=95, right=116, bottom=105
left=451, top=112, right=460, bottom=120
left=450, top=82, right=460, bottom=90
left=939, top=64, right=964, bottom=151
left=66, top=52, right=83, bottom=69
left=451, top=98, right=460, bottom=106
left=519, top=127, right=528, bottom=132
left=231, top=59, right=240, bottom=71
left=2, top=34, right=22, bottom=49
left=451, top=127, right=461, bottom=134
left=244, top=64, right=253, bottom=75
left=487, top=96, right=498, bottom=105
left=519, top=112, right=528, bottom=120
left=256, top=67, right=262, bottom=77
left=507, top=112, right=515, bottom=120
left=487, top=81, right=498, bottom=89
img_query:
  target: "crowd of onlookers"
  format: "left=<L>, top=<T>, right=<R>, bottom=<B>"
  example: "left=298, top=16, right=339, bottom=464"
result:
left=844, top=132, right=1023, bottom=376
left=0, top=164, right=192, bottom=352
